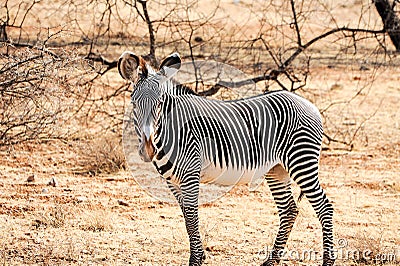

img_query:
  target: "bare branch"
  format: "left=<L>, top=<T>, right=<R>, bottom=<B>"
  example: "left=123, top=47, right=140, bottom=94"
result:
left=290, top=0, right=302, bottom=47
left=138, top=0, right=157, bottom=66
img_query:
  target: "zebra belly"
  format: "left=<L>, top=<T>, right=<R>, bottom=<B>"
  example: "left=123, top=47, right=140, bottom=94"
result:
left=200, top=161, right=275, bottom=187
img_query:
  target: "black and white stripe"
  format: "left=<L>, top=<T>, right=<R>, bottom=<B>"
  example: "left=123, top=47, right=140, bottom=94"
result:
left=118, top=52, right=335, bottom=266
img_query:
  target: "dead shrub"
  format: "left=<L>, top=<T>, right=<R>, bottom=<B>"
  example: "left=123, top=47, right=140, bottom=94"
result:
left=78, top=210, right=114, bottom=232
left=32, top=205, right=68, bottom=229
left=74, top=134, right=126, bottom=176
left=0, top=46, right=88, bottom=145
left=349, top=229, right=397, bottom=265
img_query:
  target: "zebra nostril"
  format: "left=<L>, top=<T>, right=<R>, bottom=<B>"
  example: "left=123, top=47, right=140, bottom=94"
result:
left=138, top=149, right=145, bottom=159
left=138, top=146, right=152, bottom=162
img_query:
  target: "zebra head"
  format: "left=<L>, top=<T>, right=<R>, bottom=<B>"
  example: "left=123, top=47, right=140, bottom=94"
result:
left=118, top=51, right=181, bottom=162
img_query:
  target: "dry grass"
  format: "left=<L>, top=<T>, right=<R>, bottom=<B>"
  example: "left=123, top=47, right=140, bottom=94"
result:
left=32, top=205, right=68, bottom=229
left=78, top=210, right=115, bottom=232
left=350, top=232, right=391, bottom=265
left=74, top=134, right=126, bottom=176
left=0, top=152, right=398, bottom=265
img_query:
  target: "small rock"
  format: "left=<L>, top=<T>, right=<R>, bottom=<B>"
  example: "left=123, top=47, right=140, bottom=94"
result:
left=194, top=36, right=203, bottom=43
left=330, top=83, right=342, bottom=91
left=76, top=196, right=87, bottom=203
left=117, top=199, right=129, bottom=207
left=26, top=174, right=35, bottom=183
left=42, top=188, right=49, bottom=194
left=48, top=177, right=58, bottom=187
left=360, top=65, right=370, bottom=71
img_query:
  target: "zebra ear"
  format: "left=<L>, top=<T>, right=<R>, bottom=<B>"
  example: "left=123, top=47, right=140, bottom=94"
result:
left=118, top=52, right=147, bottom=82
left=158, top=52, right=181, bottom=79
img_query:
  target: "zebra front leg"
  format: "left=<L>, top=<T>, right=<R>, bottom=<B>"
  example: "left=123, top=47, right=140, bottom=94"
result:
left=262, top=171, right=299, bottom=266
left=167, top=178, right=205, bottom=266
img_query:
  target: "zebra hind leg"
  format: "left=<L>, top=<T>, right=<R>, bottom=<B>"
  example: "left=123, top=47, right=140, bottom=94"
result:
left=262, top=164, right=299, bottom=266
left=295, top=178, right=335, bottom=266
left=288, top=154, right=335, bottom=266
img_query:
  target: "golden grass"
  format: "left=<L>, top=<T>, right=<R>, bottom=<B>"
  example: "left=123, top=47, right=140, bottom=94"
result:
left=74, top=134, right=126, bottom=176
left=78, top=210, right=115, bottom=232
left=32, top=205, right=68, bottom=229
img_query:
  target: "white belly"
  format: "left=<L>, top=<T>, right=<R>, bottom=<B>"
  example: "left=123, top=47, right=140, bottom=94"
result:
left=200, top=160, right=276, bottom=189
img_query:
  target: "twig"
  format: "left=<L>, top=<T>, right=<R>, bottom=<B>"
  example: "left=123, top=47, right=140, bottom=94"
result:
left=85, top=52, right=118, bottom=75
left=200, top=26, right=387, bottom=94
left=138, top=0, right=157, bottom=66
left=290, top=0, right=302, bottom=47
left=2, top=41, right=60, bottom=58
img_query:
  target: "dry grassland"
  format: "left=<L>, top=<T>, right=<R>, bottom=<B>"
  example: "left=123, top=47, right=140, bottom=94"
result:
left=0, top=0, right=399, bottom=265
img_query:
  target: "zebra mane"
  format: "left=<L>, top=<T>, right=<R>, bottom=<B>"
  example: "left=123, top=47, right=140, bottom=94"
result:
left=160, top=78, right=198, bottom=96
left=173, top=82, right=198, bottom=96
left=144, top=63, right=197, bottom=97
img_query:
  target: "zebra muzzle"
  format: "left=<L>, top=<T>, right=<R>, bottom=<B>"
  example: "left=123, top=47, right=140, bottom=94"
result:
left=142, top=138, right=155, bottom=162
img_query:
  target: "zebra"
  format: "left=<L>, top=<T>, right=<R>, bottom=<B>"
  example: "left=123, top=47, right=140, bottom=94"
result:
left=118, top=51, right=335, bottom=266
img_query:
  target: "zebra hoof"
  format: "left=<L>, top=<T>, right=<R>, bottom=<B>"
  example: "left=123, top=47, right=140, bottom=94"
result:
left=261, top=259, right=278, bottom=266
left=189, top=251, right=205, bottom=266
left=322, top=258, right=335, bottom=266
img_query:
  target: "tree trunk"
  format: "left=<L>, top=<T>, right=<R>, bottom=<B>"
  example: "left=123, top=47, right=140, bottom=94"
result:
left=374, top=0, right=400, bottom=51
left=0, top=24, right=7, bottom=42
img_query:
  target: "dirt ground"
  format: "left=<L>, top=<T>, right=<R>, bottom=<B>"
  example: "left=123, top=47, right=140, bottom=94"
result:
left=1, top=0, right=400, bottom=265
left=0, top=64, right=399, bottom=266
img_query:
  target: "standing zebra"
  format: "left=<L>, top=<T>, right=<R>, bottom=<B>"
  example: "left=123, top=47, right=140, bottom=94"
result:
left=118, top=51, right=335, bottom=266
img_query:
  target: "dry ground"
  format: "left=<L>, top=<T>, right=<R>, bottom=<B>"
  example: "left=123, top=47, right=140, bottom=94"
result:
left=0, top=65, right=399, bottom=266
